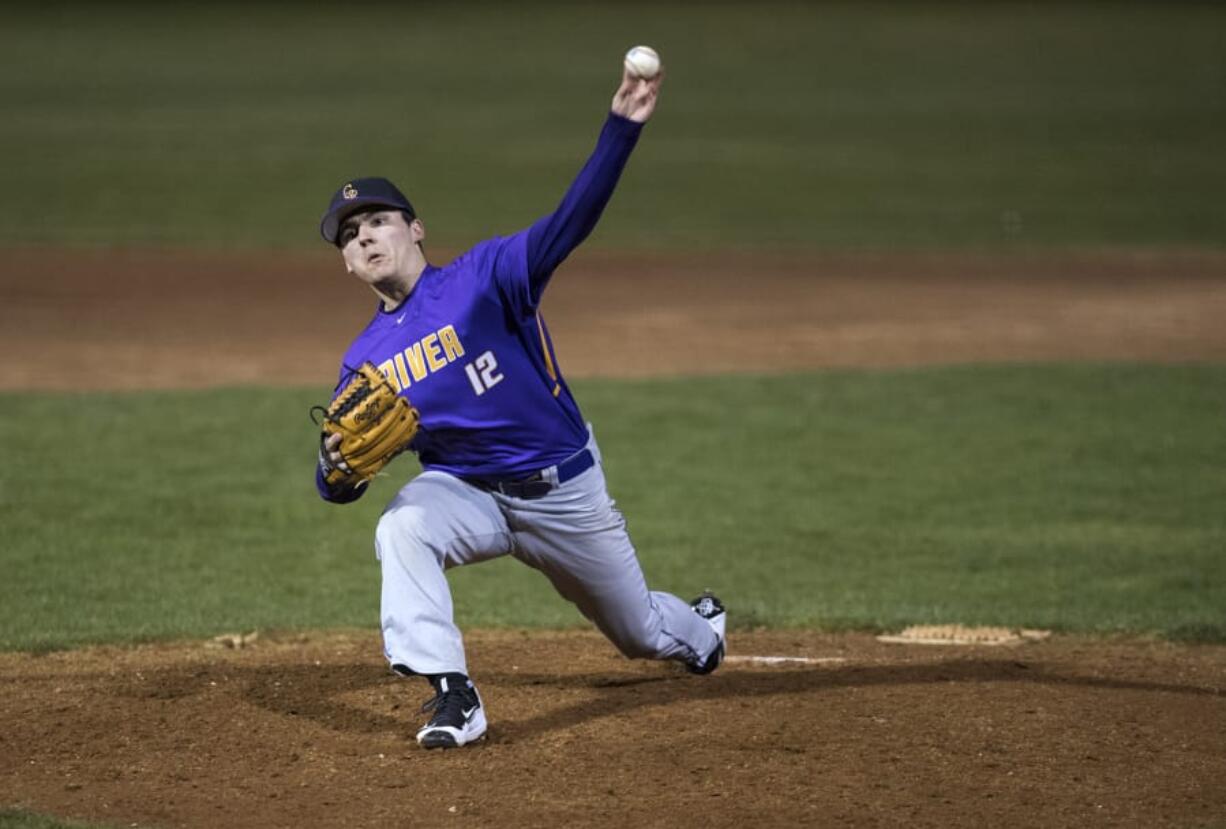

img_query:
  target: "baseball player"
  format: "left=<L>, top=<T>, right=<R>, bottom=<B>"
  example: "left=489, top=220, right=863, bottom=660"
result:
left=314, top=61, right=725, bottom=749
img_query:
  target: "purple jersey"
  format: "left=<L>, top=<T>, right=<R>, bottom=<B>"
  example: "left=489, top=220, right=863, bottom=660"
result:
left=318, top=114, right=643, bottom=502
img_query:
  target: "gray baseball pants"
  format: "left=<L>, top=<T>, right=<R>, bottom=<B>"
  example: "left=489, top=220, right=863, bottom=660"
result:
left=374, top=430, right=719, bottom=676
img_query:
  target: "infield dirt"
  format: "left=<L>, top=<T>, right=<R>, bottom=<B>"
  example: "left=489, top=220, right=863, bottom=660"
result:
left=2, top=631, right=1224, bottom=828
left=1, top=249, right=1224, bottom=828
left=2, top=248, right=1225, bottom=390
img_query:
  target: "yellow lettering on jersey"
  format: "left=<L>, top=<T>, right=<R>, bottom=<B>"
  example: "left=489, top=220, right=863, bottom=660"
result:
left=422, top=333, right=447, bottom=372
left=393, top=353, right=412, bottom=390
left=404, top=342, right=427, bottom=381
left=377, top=359, right=400, bottom=392
left=439, top=325, right=465, bottom=361
left=382, top=325, right=463, bottom=389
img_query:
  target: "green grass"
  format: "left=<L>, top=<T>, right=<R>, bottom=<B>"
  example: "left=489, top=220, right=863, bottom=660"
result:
left=1, top=364, right=1223, bottom=651
left=0, top=811, right=118, bottom=829
left=1, top=2, right=1223, bottom=250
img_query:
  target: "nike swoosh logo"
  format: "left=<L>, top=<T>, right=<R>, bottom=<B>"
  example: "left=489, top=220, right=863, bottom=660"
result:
left=461, top=705, right=479, bottom=720
left=396, top=314, right=406, bottom=324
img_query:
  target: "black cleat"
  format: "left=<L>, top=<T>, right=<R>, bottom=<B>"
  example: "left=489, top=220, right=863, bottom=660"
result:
left=415, top=673, right=487, bottom=749
left=688, top=592, right=727, bottom=675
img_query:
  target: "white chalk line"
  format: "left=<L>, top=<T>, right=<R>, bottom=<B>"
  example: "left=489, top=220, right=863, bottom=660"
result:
left=724, top=655, right=847, bottom=665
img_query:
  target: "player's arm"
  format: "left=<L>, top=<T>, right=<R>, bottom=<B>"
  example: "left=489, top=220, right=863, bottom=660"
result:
left=520, top=68, right=664, bottom=303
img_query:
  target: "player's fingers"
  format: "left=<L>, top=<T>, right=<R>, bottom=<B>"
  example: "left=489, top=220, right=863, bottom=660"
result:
left=325, top=432, right=343, bottom=450
left=330, top=446, right=350, bottom=471
left=645, top=69, right=663, bottom=97
left=632, top=72, right=659, bottom=102
left=614, top=78, right=638, bottom=104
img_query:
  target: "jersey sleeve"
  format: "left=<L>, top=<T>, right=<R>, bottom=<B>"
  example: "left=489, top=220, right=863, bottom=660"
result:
left=492, top=113, right=644, bottom=314
left=315, top=464, right=369, bottom=504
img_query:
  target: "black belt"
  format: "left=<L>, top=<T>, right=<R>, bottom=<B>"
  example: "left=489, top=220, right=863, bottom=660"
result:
left=464, top=448, right=595, bottom=499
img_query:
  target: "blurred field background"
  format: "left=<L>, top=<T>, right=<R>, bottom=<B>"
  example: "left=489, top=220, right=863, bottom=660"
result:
left=1, top=1, right=1225, bottom=654
left=2, top=1, right=1224, bottom=250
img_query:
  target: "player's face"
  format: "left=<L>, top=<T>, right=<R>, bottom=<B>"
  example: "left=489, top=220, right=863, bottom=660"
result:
left=339, top=209, right=425, bottom=286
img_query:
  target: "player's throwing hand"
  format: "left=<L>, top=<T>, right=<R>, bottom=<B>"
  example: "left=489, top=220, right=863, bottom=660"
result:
left=611, top=66, right=664, bottom=123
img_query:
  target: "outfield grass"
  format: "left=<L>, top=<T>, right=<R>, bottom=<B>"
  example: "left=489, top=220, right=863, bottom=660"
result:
left=0, top=812, right=118, bottom=829
left=2, top=2, right=1223, bottom=250
left=1, top=364, right=1222, bottom=651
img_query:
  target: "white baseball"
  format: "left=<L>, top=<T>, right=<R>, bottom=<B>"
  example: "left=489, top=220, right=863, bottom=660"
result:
left=624, top=45, right=660, bottom=80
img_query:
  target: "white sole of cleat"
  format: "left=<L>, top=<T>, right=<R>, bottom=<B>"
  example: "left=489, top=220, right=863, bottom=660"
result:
left=416, top=707, right=488, bottom=749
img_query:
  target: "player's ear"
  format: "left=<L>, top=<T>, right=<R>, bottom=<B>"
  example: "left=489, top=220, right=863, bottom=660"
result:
left=409, top=217, right=425, bottom=243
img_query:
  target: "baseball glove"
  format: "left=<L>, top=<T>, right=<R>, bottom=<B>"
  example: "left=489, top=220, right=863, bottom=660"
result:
left=311, top=362, right=420, bottom=487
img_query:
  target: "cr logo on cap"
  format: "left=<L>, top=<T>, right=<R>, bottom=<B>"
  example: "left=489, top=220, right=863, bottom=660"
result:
left=342, top=183, right=358, bottom=200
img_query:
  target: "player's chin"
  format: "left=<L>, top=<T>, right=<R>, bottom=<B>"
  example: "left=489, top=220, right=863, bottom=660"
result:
left=353, top=264, right=392, bottom=284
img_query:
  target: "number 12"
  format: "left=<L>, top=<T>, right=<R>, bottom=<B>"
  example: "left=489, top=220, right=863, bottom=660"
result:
left=464, top=350, right=504, bottom=395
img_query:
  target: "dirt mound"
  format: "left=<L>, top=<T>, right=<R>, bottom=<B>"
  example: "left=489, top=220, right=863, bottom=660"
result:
left=1, top=630, right=1224, bottom=828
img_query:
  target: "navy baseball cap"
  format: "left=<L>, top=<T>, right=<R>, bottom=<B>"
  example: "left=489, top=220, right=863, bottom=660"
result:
left=320, top=177, right=416, bottom=245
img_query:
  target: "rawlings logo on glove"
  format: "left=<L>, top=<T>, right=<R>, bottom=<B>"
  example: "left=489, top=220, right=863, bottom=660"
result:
left=311, top=362, right=420, bottom=487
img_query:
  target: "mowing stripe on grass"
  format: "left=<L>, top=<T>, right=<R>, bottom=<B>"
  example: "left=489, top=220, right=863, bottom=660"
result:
left=2, top=3, right=1224, bottom=249
left=0, top=364, right=1222, bottom=651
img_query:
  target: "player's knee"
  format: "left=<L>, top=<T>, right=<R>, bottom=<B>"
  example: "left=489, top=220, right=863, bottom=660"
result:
left=608, top=619, right=663, bottom=660
left=375, top=506, right=440, bottom=564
